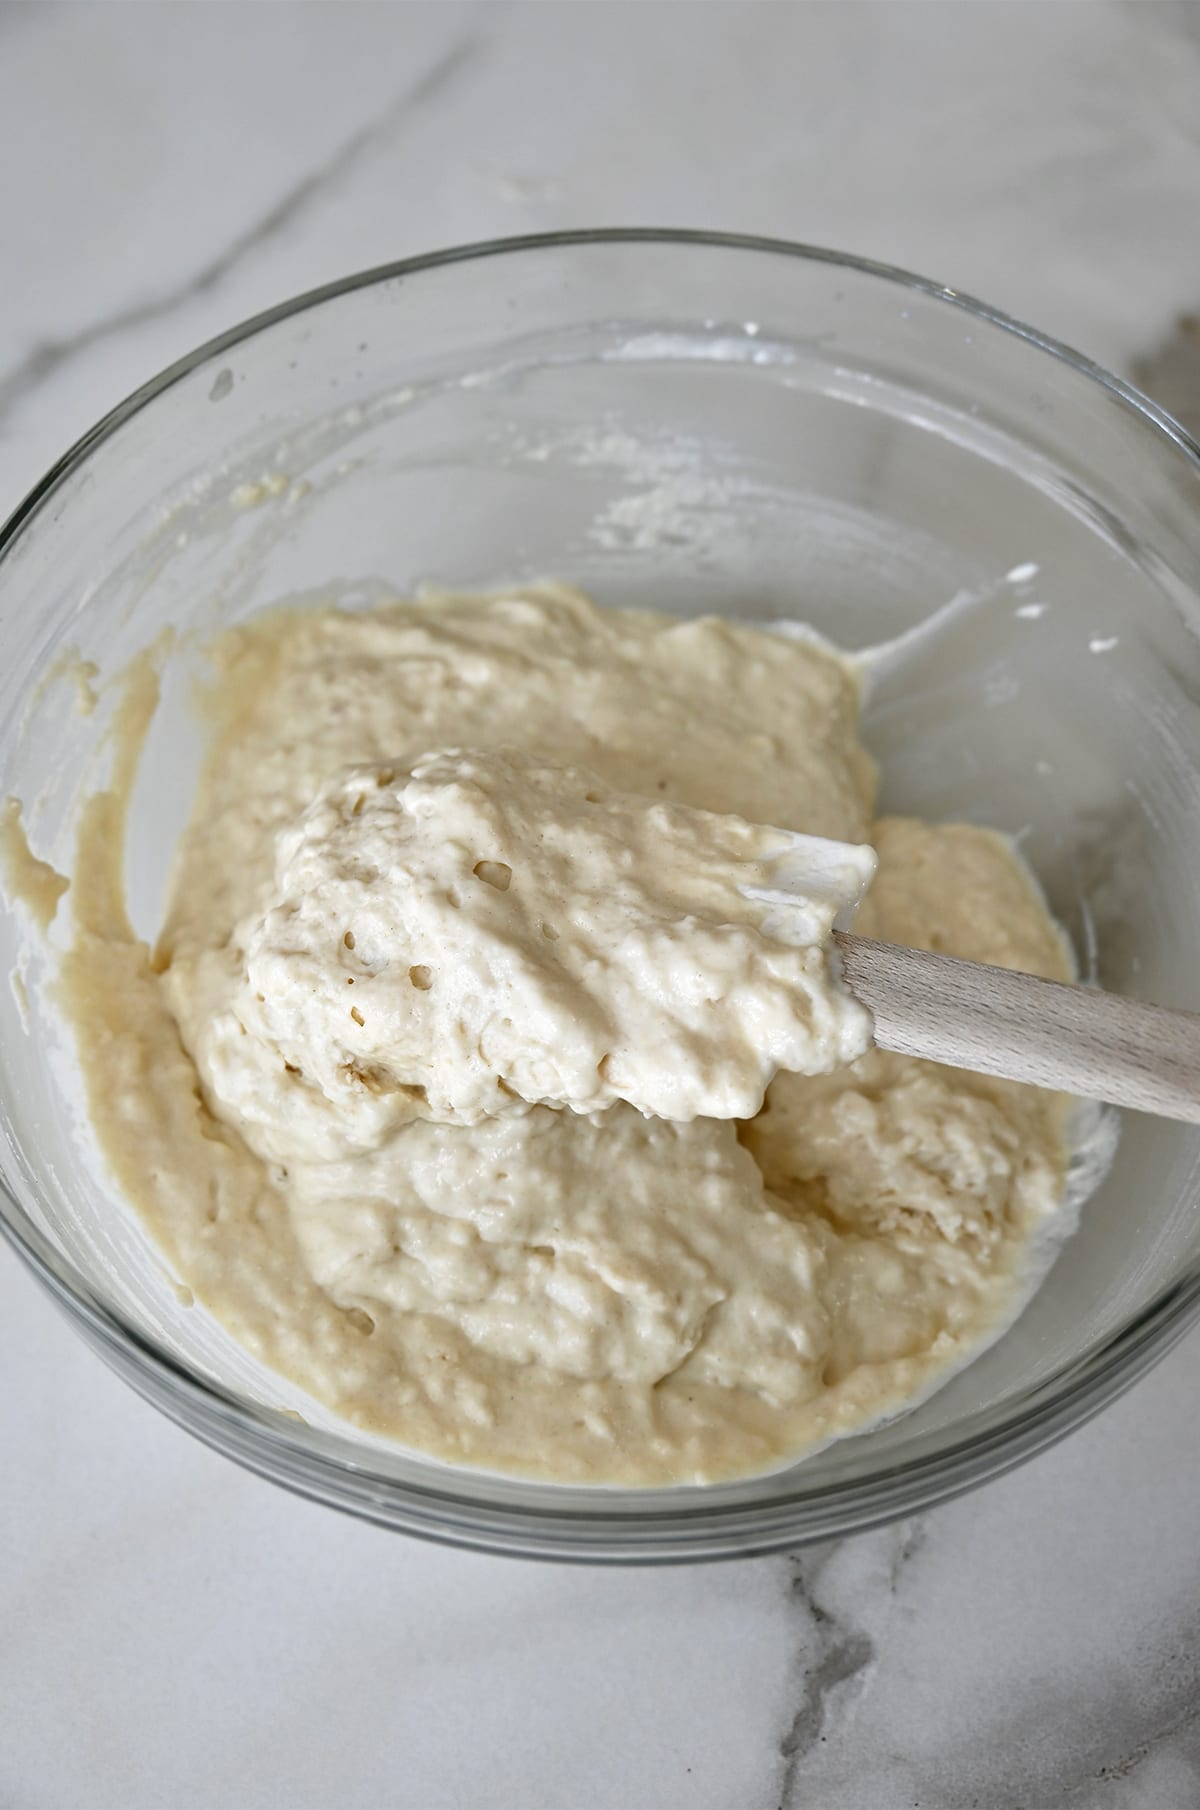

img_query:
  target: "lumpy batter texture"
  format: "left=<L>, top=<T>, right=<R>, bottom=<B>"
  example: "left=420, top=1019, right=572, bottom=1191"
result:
left=192, top=746, right=876, bottom=1147
left=62, top=585, right=1072, bottom=1484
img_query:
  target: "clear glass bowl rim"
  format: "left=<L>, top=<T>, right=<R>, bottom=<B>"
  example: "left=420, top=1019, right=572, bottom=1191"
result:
left=3, top=227, right=1200, bottom=1563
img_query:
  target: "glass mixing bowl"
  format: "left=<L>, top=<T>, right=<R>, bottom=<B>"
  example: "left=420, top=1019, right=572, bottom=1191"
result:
left=3, top=232, right=1200, bottom=1562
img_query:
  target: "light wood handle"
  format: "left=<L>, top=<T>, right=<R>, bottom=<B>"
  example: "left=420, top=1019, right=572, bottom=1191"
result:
left=833, top=931, right=1200, bottom=1125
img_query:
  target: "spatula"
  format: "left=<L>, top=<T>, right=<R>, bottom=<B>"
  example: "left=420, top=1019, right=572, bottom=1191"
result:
left=833, top=930, right=1200, bottom=1124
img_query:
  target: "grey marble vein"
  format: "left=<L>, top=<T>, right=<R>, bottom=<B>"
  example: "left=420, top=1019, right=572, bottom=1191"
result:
left=775, top=1543, right=880, bottom=1810
left=921, top=1679, right=1200, bottom=1810
left=776, top=1516, right=1200, bottom=1810
left=0, top=28, right=484, bottom=421
left=1065, top=1693, right=1200, bottom=1803
left=886, top=1517, right=928, bottom=1594
left=998, top=1637, right=1200, bottom=1810
left=772, top=1519, right=948, bottom=1810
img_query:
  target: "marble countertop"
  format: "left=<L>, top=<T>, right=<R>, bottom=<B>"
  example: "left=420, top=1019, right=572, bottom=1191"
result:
left=3, top=5, right=1200, bottom=1806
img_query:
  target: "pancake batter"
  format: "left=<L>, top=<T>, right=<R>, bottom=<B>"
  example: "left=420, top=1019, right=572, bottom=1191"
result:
left=59, top=584, right=1072, bottom=1484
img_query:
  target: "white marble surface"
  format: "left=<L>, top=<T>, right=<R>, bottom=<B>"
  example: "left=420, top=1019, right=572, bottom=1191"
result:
left=3, top=4, right=1200, bottom=1806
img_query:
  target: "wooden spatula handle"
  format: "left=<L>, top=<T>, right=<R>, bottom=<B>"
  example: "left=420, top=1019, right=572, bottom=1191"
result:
left=833, top=931, right=1200, bottom=1124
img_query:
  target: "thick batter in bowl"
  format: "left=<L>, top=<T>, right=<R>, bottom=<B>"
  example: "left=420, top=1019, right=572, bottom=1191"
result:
left=2, top=233, right=1199, bottom=1558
